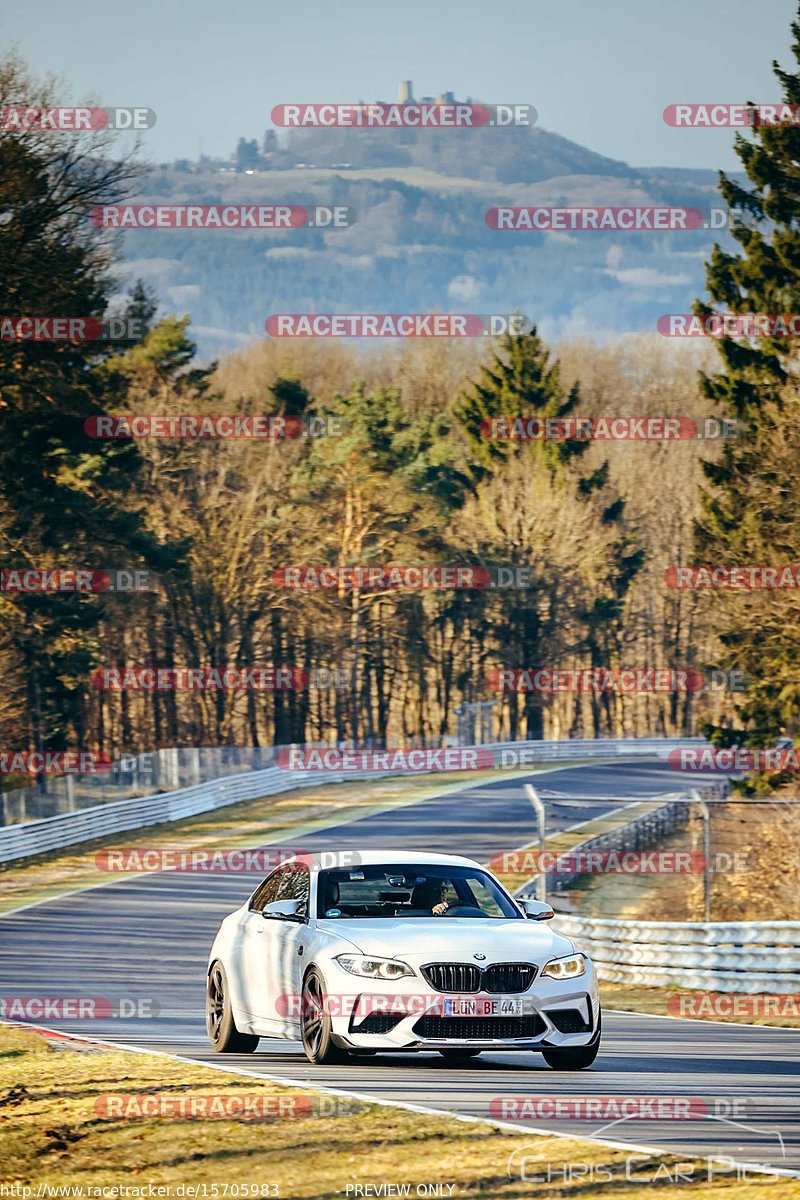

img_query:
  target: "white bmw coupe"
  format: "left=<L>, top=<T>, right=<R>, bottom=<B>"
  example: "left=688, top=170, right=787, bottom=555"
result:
left=206, top=850, right=601, bottom=1068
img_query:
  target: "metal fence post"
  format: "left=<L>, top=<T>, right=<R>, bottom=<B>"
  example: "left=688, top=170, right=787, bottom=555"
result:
left=525, top=784, right=547, bottom=902
left=691, top=788, right=711, bottom=922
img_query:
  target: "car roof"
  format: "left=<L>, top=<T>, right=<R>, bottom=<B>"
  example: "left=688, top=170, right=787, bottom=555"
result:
left=286, top=850, right=483, bottom=871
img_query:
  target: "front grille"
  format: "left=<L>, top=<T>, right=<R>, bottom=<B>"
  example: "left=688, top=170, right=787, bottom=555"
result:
left=351, top=1012, right=405, bottom=1034
left=413, top=1014, right=547, bottom=1041
left=421, top=962, right=536, bottom=993
left=421, top=964, right=481, bottom=992
left=547, top=1008, right=592, bottom=1033
left=483, top=963, right=537, bottom=993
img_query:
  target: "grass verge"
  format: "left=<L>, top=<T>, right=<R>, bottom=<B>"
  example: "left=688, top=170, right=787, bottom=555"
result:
left=600, top=982, right=800, bottom=1028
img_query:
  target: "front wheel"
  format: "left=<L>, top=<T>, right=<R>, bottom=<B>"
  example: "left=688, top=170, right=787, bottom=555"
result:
left=206, top=961, right=259, bottom=1053
left=301, top=968, right=349, bottom=1064
left=541, top=1012, right=601, bottom=1070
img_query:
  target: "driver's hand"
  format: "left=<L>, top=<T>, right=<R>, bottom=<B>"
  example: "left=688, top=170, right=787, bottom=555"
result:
left=432, top=901, right=448, bottom=915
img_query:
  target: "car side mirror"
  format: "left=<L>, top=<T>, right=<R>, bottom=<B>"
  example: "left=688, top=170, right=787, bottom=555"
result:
left=520, top=898, right=555, bottom=921
left=262, top=899, right=306, bottom=921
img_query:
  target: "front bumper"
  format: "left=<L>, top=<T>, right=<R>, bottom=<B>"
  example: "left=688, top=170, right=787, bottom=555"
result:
left=322, top=961, right=601, bottom=1052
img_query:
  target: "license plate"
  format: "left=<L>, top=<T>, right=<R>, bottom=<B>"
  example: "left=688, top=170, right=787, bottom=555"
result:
left=442, top=997, right=524, bottom=1017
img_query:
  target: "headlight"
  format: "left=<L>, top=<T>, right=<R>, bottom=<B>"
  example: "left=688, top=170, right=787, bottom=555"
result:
left=334, top=954, right=415, bottom=980
left=541, top=953, right=586, bottom=981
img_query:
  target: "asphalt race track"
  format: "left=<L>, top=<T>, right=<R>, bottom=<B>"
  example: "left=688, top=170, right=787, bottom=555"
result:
left=2, top=760, right=799, bottom=1173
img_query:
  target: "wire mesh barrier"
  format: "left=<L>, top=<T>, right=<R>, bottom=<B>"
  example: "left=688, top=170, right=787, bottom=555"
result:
left=0, top=746, right=282, bottom=824
left=515, top=783, right=729, bottom=894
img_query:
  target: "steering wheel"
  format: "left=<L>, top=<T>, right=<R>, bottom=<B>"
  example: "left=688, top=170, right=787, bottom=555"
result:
left=442, top=904, right=484, bottom=917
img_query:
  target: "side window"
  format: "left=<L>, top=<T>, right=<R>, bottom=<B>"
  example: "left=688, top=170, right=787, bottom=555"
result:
left=275, top=864, right=310, bottom=912
left=466, top=878, right=504, bottom=917
left=250, top=870, right=283, bottom=912
left=251, top=864, right=310, bottom=913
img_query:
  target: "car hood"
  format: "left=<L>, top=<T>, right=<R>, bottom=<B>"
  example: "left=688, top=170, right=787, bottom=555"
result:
left=316, top=918, right=575, bottom=964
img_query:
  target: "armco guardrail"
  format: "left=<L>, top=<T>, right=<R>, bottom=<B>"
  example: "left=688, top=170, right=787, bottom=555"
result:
left=553, top=914, right=800, bottom=994
left=0, top=736, right=708, bottom=864
left=486, top=736, right=707, bottom=766
left=0, top=767, right=293, bottom=864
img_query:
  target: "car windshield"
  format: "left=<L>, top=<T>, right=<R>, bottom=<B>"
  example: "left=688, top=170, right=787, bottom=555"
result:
left=316, top=864, right=521, bottom=919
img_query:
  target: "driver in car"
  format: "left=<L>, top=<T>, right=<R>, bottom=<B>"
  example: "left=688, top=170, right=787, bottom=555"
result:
left=410, top=879, right=450, bottom=915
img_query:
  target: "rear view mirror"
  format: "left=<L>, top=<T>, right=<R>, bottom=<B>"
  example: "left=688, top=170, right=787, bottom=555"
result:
left=519, top=898, right=555, bottom=921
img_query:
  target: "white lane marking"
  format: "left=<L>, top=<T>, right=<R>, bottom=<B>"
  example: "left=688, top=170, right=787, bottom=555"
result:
left=603, top=1008, right=800, bottom=1034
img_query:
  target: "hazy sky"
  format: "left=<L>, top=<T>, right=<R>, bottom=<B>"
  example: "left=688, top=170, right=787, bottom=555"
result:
left=2, top=0, right=797, bottom=170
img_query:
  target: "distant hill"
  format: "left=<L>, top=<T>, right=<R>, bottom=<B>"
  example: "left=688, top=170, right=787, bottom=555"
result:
left=120, top=119, right=741, bottom=360
left=283, top=122, right=640, bottom=184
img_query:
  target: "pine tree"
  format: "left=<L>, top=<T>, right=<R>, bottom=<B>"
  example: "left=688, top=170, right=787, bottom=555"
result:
left=693, top=5, right=800, bottom=769
left=124, top=280, right=159, bottom=335
left=452, top=327, right=594, bottom=481
left=452, top=332, right=642, bottom=739
left=0, top=55, right=178, bottom=757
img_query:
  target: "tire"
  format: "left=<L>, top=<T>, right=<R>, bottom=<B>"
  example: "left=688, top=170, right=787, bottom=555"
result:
left=438, top=1048, right=482, bottom=1060
left=301, top=967, right=349, bottom=1064
left=206, top=961, right=259, bottom=1053
left=541, top=1011, right=601, bottom=1070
